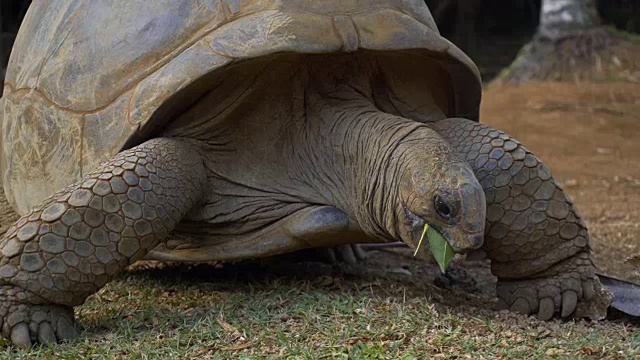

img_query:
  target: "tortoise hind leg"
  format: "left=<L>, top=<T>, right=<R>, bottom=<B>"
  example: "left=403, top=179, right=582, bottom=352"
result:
left=0, top=138, right=207, bottom=347
left=284, top=207, right=371, bottom=265
left=430, top=118, right=601, bottom=320
left=148, top=206, right=374, bottom=264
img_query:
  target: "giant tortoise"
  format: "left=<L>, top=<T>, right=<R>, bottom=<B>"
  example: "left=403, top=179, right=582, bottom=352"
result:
left=0, top=0, right=602, bottom=347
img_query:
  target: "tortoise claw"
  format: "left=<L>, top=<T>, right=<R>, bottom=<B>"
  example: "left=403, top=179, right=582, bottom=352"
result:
left=537, top=297, right=555, bottom=321
left=510, top=298, right=531, bottom=315
left=351, top=244, right=367, bottom=261
left=302, top=244, right=368, bottom=265
left=336, top=244, right=358, bottom=265
left=37, top=322, right=57, bottom=345
left=56, top=316, right=78, bottom=343
left=561, top=290, right=578, bottom=317
left=494, top=298, right=509, bottom=311
left=10, top=323, right=31, bottom=349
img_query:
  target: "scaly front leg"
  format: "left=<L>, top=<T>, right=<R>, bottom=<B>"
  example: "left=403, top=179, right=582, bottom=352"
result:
left=431, top=118, right=600, bottom=319
left=0, top=138, right=207, bottom=347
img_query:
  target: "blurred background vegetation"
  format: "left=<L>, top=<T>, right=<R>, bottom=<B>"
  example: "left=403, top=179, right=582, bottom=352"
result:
left=0, top=0, right=638, bottom=85
left=0, top=0, right=29, bottom=87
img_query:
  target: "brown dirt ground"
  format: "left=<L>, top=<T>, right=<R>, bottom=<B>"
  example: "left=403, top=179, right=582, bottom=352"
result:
left=481, top=81, right=640, bottom=283
left=0, top=80, right=637, bottom=334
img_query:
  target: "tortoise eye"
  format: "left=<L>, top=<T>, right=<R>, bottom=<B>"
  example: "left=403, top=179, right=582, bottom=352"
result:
left=434, top=195, right=456, bottom=220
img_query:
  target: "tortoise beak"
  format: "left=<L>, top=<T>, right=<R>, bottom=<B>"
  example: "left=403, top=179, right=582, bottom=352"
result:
left=436, top=227, right=484, bottom=253
left=402, top=206, right=483, bottom=256
left=408, top=215, right=483, bottom=254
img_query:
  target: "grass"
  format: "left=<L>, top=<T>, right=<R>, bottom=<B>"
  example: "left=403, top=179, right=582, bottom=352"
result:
left=607, top=26, right=640, bottom=42
left=0, top=259, right=637, bottom=360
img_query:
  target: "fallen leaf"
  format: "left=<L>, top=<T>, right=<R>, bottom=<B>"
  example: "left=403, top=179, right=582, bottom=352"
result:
left=624, top=254, right=640, bottom=267
left=221, top=341, right=254, bottom=351
left=217, top=319, right=238, bottom=333
left=565, top=179, right=578, bottom=187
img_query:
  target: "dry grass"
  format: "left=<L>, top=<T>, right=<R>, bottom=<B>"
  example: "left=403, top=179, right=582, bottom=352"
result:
left=0, top=257, right=637, bottom=359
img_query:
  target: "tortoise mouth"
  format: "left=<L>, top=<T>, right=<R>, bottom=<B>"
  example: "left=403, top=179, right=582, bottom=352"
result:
left=402, top=206, right=483, bottom=254
left=403, top=207, right=435, bottom=246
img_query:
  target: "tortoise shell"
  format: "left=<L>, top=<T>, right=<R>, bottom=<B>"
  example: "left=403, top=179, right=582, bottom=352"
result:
left=1, top=0, right=481, bottom=215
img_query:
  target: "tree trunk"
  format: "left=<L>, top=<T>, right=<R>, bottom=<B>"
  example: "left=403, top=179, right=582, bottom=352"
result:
left=497, top=0, right=638, bottom=84
left=538, top=0, right=601, bottom=39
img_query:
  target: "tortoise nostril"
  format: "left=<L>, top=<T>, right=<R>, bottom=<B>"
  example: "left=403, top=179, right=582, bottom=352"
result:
left=470, top=234, right=484, bottom=247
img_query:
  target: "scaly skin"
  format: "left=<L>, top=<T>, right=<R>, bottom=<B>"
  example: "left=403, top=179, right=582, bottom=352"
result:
left=0, top=138, right=207, bottom=347
left=431, top=118, right=596, bottom=319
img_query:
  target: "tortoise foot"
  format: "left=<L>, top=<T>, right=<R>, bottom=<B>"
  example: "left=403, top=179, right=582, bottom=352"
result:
left=322, top=244, right=368, bottom=265
left=495, top=252, right=599, bottom=320
left=0, top=285, right=78, bottom=348
left=290, top=244, right=367, bottom=265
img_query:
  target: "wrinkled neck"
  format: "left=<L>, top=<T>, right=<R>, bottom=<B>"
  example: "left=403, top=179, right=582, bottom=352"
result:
left=299, top=86, right=452, bottom=241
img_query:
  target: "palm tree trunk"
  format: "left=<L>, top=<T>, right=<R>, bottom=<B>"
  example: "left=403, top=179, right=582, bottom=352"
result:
left=538, top=0, right=601, bottom=39
left=496, top=0, right=632, bottom=84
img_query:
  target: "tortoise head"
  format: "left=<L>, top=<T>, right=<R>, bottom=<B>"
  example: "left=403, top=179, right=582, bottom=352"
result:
left=399, top=160, right=486, bottom=254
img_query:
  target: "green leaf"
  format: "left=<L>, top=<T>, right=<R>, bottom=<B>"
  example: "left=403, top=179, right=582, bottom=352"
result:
left=427, top=226, right=455, bottom=273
